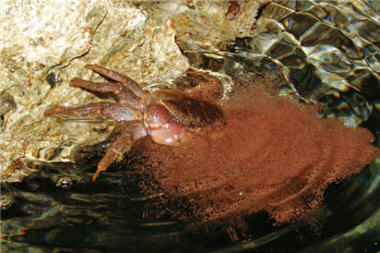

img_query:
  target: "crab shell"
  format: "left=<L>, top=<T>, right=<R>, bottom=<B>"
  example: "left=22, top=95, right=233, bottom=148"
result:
left=144, top=89, right=224, bottom=145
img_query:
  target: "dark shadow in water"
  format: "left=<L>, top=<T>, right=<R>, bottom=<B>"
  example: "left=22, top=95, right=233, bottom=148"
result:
left=1, top=151, right=379, bottom=253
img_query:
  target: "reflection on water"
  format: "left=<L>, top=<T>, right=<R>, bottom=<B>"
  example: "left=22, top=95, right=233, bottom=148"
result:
left=182, top=0, right=380, bottom=128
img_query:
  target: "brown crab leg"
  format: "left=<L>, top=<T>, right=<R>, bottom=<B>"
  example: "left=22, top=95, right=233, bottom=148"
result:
left=92, top=122, right=147, bottom=182
left=93, top=134, right=132, bottom=182
left=44, top=102, right=140, bottom=122
left=100, top=103, right=142, bottom=121
left=44, top=102, right=112, bottom=117
left=70, top=78, right=140, bottom=108
left=85, top=65, right=144, bottom=98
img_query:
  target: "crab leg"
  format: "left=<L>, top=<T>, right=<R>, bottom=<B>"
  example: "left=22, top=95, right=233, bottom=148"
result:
left=100, top=103, right=142, bottom=121
left=85, top=65, right=144, bottom=98
left=92, top=122, right=147, bottom=182
left=44, top=102, right=141, bottom=122
left=44, top=102, right=112, bottom=117
left=92, top=134, right=133, bottom=182
left=70, top=78, right=140, bottom=108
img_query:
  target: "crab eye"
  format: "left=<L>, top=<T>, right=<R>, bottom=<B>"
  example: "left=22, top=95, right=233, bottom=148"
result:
left=145, top=104, right=170, bottom=129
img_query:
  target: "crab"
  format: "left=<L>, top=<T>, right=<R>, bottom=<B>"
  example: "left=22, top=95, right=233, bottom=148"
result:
left=45, top=65, right=225, bottom=181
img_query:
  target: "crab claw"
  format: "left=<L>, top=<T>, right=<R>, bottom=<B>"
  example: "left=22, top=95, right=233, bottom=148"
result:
left=149, top=121, right=187, bottom=145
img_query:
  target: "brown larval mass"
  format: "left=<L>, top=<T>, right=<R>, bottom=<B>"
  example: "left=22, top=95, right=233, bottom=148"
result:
left=133, top=76, right=380, bottom=224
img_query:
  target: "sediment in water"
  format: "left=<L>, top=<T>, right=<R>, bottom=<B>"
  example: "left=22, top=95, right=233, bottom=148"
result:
left=132, top=76, right=380, bottom=224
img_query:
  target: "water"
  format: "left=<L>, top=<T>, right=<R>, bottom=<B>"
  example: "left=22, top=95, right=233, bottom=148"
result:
left=1, top=155, right=379, bottom=252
